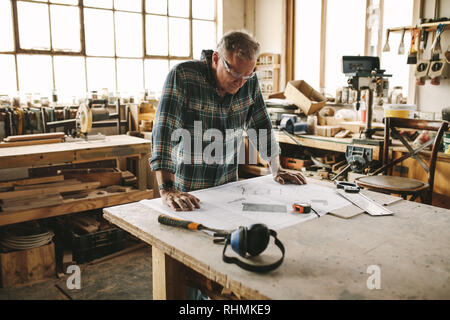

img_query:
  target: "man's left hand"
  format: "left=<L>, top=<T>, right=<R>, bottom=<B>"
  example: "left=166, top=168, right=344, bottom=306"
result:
left=274, top=169, right=307, bottom=185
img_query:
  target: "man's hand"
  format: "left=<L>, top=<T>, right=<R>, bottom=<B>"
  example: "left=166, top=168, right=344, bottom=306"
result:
left=160, top=189, right=201, bottom=211
left=273, top=169, right=307, bottom=185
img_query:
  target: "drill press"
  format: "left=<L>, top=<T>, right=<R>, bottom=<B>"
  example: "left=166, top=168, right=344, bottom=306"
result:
left=342, top=56, right=391, bottom=146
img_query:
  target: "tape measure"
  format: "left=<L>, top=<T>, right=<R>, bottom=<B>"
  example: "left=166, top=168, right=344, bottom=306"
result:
left=292, top=202, right=311, bottom=214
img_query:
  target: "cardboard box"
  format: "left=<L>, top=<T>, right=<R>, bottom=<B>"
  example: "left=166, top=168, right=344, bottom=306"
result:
left=284, top=80, right=326, bottom=115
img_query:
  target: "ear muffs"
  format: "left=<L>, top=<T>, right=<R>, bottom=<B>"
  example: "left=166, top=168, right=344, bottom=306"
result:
left=230, top=226, right=247, bottom=257
left=222, top=224, right=285, bottom=273
left=246, top=224, right=270, bottom=256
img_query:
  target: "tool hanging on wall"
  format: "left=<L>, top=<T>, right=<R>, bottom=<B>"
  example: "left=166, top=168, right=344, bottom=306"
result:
left=431, top=24, right=446, bottom=60
left=407, top=28, right=421, bottom=64
left=398, top=28, right=406, bottom=55
left=383, top=29, right=391, bottom=52
left=428, top=24, right=448, bottom=85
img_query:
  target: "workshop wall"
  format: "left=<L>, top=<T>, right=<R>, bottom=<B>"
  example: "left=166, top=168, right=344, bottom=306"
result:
left=221, top=0, right=286, bottom=92
left=414, top=0, right=450, bottom=114
left=221, top=0, right=246, bottom=34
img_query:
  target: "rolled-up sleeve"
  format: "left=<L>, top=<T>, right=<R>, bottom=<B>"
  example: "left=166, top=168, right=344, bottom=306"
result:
left=245, top=77, right=280, bottom=162
left=149, top=68, right=186, bottom=173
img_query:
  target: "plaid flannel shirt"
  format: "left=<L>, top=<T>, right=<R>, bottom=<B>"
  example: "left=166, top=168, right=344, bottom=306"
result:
left=150, top=50, right=279, bottom=192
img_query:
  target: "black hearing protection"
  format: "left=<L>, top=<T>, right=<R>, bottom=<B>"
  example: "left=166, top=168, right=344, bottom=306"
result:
left=214, top=224, right=285, bottom=273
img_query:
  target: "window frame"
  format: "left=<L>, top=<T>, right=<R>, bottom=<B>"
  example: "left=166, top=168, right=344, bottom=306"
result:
left=0, top=0, right=218, bottom=95
left=289, top=0, right=415, bottom=98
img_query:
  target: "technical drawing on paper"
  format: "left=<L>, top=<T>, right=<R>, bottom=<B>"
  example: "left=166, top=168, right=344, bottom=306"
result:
left=140, top=175, right=349, bottom=231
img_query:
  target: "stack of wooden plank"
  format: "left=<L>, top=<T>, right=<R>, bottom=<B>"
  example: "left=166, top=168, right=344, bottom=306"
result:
left=0, top=132, right=65, bottom=148
left=0, top=175, right=100, bottom=212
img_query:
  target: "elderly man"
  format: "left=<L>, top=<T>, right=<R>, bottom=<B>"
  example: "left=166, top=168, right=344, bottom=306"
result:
left=150, top=30, right=306, bottom=212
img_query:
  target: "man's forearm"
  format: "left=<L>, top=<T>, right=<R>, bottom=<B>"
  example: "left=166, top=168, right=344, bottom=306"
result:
left=269, top=156, right=281, bottom=176
left=155, top=170, right=175, bottom=191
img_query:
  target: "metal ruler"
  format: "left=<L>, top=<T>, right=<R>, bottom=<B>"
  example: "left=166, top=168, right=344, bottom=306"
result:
left=336, top=190, right=394, bottom=216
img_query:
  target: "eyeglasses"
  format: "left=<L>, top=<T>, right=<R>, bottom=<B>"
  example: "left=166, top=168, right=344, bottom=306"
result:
left=219, top=53, right=256, bottom=80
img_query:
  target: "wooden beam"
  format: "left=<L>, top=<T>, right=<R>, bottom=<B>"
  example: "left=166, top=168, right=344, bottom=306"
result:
left=319, top=0, right=327, bottom=92
left=285, top=0, right=295, bottom=84
left=152, top=246, right=187, bottom=300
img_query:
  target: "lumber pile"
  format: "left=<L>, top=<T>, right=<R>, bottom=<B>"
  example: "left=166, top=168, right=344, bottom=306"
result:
left=0, top=168, right=139, bottom=212
left=0, top=175, right=100, bottom=212
left=0, top=132, right=65, bottom=148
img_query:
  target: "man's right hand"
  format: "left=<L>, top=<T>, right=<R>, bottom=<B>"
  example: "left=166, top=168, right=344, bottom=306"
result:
left=160, top=189, right=201, bottom=211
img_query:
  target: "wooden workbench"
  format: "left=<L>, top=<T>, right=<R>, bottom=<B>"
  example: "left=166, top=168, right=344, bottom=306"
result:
left=103, top=178, right=450, bottom=300
left=0, top=135, right=153, bottom=226
left=275, top=130, right=450, bottom=208
left=275, top=130, right=384, bottom=160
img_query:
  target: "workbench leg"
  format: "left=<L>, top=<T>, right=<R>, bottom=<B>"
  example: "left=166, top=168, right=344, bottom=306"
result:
left=138, top=154, right=148, bottom=191
left=152, top=246, right=187, bottom=300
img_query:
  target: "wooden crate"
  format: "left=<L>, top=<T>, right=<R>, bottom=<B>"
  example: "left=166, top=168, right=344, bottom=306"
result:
left=281, top=157, right=312, bottom=170
left=0, top=242, right=55, bottom=288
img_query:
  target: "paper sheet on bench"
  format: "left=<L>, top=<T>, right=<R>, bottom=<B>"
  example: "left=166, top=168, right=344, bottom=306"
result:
left=140, top=175, right=349, bottom=231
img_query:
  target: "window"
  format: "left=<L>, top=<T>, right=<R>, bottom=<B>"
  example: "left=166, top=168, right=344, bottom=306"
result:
left=294, top=0, right=321, bottom=90
left=294, top=0, right=414, bottom=99
left=0, top=0, right=218, bottom=101
left=325, top=0, right=366, bottom=96
left=380, top=0, right=414, bottom=95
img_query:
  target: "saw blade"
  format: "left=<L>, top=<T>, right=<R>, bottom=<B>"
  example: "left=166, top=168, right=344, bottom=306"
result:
left=76, top=104, right=92, bottom=134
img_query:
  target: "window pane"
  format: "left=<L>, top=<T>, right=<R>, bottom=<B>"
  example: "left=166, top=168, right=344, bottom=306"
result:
left=117, top=58, right=143, bottom=95
left=0, top=0, right=14, bottom=52
left=146, top=0, right=166, bottom=14
left=83, top=0, right=112, bottom=9
left=17, top=55, right=53, bottom=96
left=192, top=0, right=215, bottom=20
left=17, top=2, right=51, bottom=50
left=169, top=17, right=189, bottom=56
left=50, top=5, right=81, bottom=51
left=146, top=15, right=168, bottom=55
left=144, top=59, right=169, bottom=96
left=84, top=9, right=115, bottom=56
left=29, top=0, right=48, bottom=2
left=294, top=0, right=321, bottom=89
left=114, top=0, right=141, bottom=12
left=0, top=55, right=17, bottom=95
left=54, top=56, right=86, bottom=102
left=115, top=12, right=143, bottom=57
left=86, top=57, right=115, bottom=93
left=193, top=20, right=216, bottom=59
left=325, top=0, right=365, bottom=95
left=50, top=0, right=78, bottom=4
left=381, top=0, right=413, bottom=95
left=168, top=0, right=189, bottom=17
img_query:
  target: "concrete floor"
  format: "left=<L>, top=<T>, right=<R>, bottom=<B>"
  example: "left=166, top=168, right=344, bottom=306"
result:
left=0, top=245, right=153, bottom=300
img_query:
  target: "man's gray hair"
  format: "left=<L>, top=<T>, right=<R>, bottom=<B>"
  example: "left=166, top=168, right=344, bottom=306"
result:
left=217, top=30, right=260, bottom=60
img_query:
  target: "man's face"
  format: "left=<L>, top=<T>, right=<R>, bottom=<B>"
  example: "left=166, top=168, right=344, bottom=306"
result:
left=213, top=51, right=256, bottom=95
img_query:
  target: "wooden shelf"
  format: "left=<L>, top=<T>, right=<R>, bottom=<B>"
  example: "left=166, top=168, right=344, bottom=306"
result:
left=388, top=20, right=449, bottom=33
left=256, top=53, right=280, bottom=100
left=0, top=188, right=154, bottom=227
